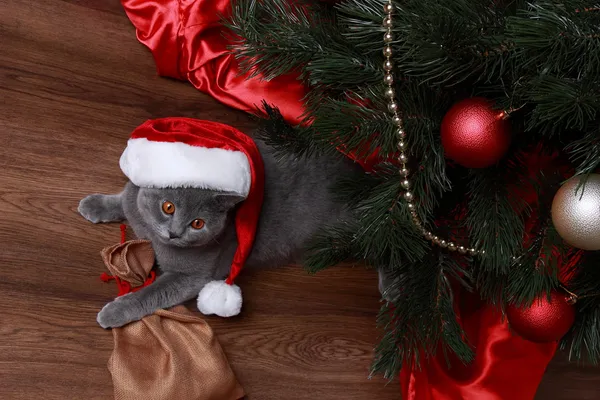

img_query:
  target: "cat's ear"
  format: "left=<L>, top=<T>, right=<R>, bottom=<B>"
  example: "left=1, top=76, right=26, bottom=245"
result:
left=213, top=192, right=246, bottom=210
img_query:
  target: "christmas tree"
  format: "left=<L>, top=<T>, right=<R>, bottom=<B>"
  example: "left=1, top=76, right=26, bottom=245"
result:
left=227, top=0, right=600, bottom=378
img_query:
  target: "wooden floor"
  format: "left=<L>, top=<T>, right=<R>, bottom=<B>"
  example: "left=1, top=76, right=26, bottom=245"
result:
left=1, top=1, right=599, bottom=399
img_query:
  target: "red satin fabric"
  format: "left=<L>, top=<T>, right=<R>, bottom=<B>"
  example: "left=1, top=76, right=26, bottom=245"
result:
left=401, top=289, right=557, bottom=400
left=121, top=0, right=306, bottom=124
left=119, top=1, right=566, bottom=398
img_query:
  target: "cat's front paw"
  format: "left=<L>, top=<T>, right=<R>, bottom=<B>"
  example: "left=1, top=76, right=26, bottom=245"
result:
left=78, top=194, right=108, bottom=223
left=97, top=297, right=139, bottom=329
left=78, top=194, right=122, bottom=223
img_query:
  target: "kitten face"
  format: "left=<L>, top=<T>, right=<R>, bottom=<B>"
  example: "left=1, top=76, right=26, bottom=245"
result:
left=136, top=187, right=244, bottom=248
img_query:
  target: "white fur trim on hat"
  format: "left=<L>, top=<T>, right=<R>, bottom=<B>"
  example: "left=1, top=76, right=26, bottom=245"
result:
left=197, top=280, right=242, bottom=317
left=120, top=138, right=251, bottom=196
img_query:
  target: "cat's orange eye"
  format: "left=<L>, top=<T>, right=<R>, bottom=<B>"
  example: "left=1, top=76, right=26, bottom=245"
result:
left=162, top=201, right=175, bottom=215
left=191, top=219, right=205, bottom=230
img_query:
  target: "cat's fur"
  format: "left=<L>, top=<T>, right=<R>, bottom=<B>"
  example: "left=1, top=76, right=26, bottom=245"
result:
left=79, top=138, right=361, bottom=328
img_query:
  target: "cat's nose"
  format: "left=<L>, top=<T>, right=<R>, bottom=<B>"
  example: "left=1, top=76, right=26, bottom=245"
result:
left=168, top=231, right=181, bottom=239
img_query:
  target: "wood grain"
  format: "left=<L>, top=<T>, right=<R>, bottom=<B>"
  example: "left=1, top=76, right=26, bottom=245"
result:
left=0, top=0, right=599, bottom=399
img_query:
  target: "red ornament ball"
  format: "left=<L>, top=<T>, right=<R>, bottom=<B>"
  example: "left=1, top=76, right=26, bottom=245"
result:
left=506, top=290, right=576, bottom=343
left=440, top=97, right=511, bottom=168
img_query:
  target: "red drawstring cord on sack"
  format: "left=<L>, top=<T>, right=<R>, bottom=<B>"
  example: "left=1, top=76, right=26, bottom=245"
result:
left=120, top=223, right=127, bottom=244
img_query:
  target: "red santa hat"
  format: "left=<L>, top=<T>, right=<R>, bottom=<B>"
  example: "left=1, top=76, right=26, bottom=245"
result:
left=119, top=117, right=264, bottom=317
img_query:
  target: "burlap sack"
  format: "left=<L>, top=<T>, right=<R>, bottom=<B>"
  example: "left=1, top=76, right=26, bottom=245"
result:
left=100, top=240, right=244, bottom=400
left=101, top=240, right=155, bottom=288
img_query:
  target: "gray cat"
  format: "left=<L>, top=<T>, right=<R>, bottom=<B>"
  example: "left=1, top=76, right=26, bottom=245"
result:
left=79, top=138, right=361, bottom=328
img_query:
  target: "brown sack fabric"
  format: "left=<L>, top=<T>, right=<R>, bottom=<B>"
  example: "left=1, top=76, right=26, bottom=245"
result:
left=101, top=239, right=244, bottom=400
left=101, top=240, right=155, bottom=288
left=108, top=306, right=244, bottom=400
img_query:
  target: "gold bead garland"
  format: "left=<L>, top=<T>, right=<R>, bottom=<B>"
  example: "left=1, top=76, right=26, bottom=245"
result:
left=382, top=0, right=481, bottom=257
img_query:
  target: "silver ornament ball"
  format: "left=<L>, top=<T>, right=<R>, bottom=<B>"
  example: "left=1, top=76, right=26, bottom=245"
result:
left=552, top=174, right=600, bottom=250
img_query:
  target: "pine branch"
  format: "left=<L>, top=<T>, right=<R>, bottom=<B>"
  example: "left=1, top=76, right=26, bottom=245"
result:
left=394, top=79, right=453, bottom=213
left=466, top=154, right=529, bottom=277
left=254, top=102, right=319, bottom=158
left=226, top=0, right=332, bottom=80
left=503, top=225, right=563, bottom=307
left=304, top=168, right=429, bottom=274
left=561, top=250, right=600, bottom=363
left=503, top=170, right=566, bottom=306
left=507, top=1, right=600, bottom=77
left=506, top=2, right=600, bottom=134
left=372, top=252, right=474, bottom=379
left=299, top=94, right=397, bottom=160
left=386, top=0, right=517, bottom=86
left=228, top=0, right=383, bottom=88
left=562, top=307, right=600, bottom=364
left=305, top=53, right=382, bottom=89
left=525, top=75, right=600, bottom=134
left=304, top=79, right=453, bottom=216
left=303, top=223, right=361, bottom=274
left=336, top=0, right=386, bottom=52
left=352, top=177, right=429, bottom=265
left=567, top=125, right=600, bottom=176
left=334, top=163, right=390, bottom=207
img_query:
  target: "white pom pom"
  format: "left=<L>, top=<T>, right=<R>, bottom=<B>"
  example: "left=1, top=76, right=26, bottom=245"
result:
left=197, top=280, right=242, bottom=317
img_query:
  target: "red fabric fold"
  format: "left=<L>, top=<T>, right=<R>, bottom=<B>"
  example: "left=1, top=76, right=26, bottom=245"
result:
left=401, top=288, right=557, bottom=400
left=121, top=0, right=306, bottom=124
left=119, top=1, right=567, bottom=398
